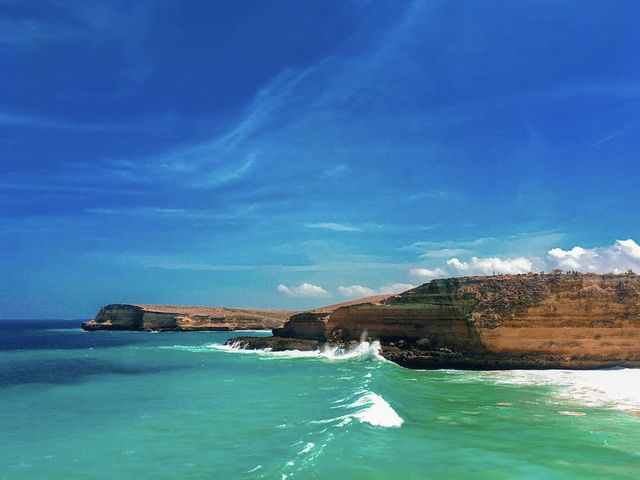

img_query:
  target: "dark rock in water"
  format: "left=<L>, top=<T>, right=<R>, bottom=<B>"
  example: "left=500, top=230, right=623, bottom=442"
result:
left=225, top=336, right=319, bottom=351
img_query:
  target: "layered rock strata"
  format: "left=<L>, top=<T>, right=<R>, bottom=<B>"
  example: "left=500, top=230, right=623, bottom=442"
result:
left=82, top=304, right=296, bottom=332
left=255, top=273, right=640, bottom=369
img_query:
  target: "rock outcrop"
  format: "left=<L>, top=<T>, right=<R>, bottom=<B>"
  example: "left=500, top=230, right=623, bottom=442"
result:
left=82, top=304, right=296, bottom=332
left=265, top=273, right=640, bottom=369
left=226, top=336, right=319, bottom=351
left=272, top=295, right=392, bottom=341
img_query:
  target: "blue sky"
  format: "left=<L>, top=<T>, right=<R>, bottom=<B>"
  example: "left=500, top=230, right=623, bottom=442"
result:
left=2, top=0, right=639, bottom=318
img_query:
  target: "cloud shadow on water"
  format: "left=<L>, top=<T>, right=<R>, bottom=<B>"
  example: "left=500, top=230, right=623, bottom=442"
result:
left=0, top=320, right=149, bottom=351
left=0, top=357, right=183, bottom=388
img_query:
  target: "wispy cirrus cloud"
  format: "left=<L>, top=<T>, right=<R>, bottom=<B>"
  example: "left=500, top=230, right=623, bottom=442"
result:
left=125, top=254, right=413, bottom=274
left=590, top=129, right=628, bottom=147
left=418, top=248, right=471, bottom=259
left=0, top=181, right=143, bottom=196
left=0, top=3, right=153, bottom=44
left=111, top=1, right=479, bottom=192
left=401, top=232, right=567, bottom=258
left=84, top=204, right=258, bottom=222
left=0, top=19, right=74, bottom=43
left=0, top=111, right=145, bottom=131
left=409, top=190, right=460, bottom=201
left=107, top=66, right=319, bottom=189
left=305, top=222, right=362, bottom=232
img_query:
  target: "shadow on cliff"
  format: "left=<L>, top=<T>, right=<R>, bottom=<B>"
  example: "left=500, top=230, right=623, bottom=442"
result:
left=0, top=357, right=184, bottom=388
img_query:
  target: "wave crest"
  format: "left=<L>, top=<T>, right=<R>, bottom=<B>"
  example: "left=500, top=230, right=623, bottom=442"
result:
left=210, top=339, right=385, bottom=362
left=349, top=391, right=404, bottom=427
left=316, top=387, right=404, bottom=428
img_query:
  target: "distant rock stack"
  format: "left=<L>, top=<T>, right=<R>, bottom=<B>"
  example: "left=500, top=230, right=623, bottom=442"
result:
left=82, top=304, right=296, bottom=332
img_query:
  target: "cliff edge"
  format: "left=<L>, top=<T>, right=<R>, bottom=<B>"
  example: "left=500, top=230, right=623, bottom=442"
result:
left=82, top=304, right=297, bottom=332
left=262, top=273, right=640, bottom=369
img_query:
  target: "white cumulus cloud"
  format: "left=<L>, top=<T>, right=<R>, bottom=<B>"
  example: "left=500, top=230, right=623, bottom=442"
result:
left=337, top=283, right=415, bottom=298
left=337, top=285, right=375, bottom=297
left=409, top=238, right=640, bottom=280
left=547, top=246, right=588, bottom=270
left=446, top=256, right=533, bottom=275
left=277, top=283, right=329, bottom=297
left=409, top=267, right=447, bottom=278
left=547, top=239, right=640, bottom=273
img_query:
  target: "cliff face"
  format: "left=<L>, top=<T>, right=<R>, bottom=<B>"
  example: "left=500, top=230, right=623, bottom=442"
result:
left=272, top=294, right=393, bottom=341
left=82, top=304, right=296, bottom=332
left=275, top=273, right=640, bottom=369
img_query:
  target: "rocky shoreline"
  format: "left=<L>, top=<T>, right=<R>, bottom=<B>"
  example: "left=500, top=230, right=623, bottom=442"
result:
left=85, top=273, right=640, bottom=369
left=226, top=272, right=640, bottom=369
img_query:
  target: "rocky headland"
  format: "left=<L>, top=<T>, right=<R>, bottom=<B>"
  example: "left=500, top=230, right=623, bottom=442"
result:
left=228, top=272, right=640, bottom=369
left=81, top=304, right=296, bottom=332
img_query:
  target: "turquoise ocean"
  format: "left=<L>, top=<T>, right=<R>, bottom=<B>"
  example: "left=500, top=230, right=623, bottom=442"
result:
left=2, top=320, right=639, bottom=479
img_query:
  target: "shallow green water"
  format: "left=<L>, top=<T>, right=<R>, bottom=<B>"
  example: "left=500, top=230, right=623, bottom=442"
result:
left=1, top=321, right=639, bottom=479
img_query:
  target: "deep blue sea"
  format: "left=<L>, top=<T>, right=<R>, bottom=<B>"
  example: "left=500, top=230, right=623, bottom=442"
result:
left=1, top=320, right=639, bottom=479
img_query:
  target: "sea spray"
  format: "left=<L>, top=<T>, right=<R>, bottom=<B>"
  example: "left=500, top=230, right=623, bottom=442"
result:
left=319, top=340, right=385, bottom=361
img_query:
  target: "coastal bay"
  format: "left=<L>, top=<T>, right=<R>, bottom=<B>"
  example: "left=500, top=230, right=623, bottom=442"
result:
left=2, top=320, right=640, bottom=479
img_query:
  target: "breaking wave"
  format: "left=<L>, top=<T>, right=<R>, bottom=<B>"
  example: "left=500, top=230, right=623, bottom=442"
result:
left=314, top=385, right=404, bottom=428
left=163, top=339, right=403, bottom=430
left=210, top=340, right=386, bottom=362
left=347, top=391, right=404, bottom=427
left=159, top=345, right=217, bottom=353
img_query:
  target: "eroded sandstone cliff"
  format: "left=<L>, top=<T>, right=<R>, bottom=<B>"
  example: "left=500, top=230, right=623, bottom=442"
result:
left=268, top=273, right=640, bottom=369
left=82, top=304, right=296, bottom=332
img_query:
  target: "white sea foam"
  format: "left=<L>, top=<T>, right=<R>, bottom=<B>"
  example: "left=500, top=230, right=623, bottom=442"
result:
left=317, top=389, right=404, bottom=428
left=486, top=368, right=640, bottom=411
left=209, top=340, right=386, bottom=362
left=320, top=340, right=385, bottom=361
left=298, top=442, right=315, bottom=454
left=159, top=345, right=215, bottom=353
left=210, top=343, right=319, bottom=358
left=44, top=328, right=85, bottom=333
left=230, top=329, right=271, bottom=333
left=349, top=392, right=404, bottom=427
